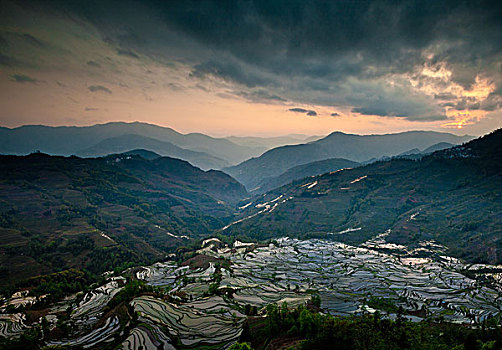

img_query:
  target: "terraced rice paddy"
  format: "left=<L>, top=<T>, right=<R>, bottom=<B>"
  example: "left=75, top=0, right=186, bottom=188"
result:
left=171, top=237, right=501, bottom=324
left=2, top=237, right=501, bottom=349
left=47, top=316, right=120, bottom=349
left=131, top=295, right=244, bottom=347
left=121, top=323, right=175, bottom=350
left=224, top=238, right=502, bottom=323
left=71, top=277, right=125, bottom=331
left=0, top=313, right=27, bottom=338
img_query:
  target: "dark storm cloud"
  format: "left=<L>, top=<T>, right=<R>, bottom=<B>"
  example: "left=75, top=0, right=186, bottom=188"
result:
left=0, top=53, right=18, bottom=67
left=88, top=85, right=112, bottom=94
left=190, top=60, right=271, bottom=88
left=15, top=1, right=502, bottom=71
left=10, top=74, right=39, bottom=83
left=154, top=1, right=501, bottom=75
left=9, top=0, right=502, bottom=120
left=116, top=48, right=139, bottom=59
left=87, top=60, right=101, bottom=68
left=21, top=33, right=45, bottom=48
left=352, top=107, right=407, bottom=118
left=289, top=108, right=317, bottom=116
left=236, top=89, right=287, bottom=102
left=289, top=108, right=309, bottom=113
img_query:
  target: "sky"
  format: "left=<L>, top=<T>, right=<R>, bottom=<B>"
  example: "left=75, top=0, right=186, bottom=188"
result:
left=0, top=0, right=501, bottom=137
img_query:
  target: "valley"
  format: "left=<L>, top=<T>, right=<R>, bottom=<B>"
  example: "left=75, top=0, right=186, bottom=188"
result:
left=2, top=1, right=501, bottom=348
left=0, top=130, right=500, bottom=349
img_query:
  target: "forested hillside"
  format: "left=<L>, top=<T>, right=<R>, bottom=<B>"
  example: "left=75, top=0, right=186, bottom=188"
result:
left=0, top=153, right=247, bottom=285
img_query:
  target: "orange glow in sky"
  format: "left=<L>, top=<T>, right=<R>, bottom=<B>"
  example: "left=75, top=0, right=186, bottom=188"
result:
left=0, top=1, right=500, bottom=137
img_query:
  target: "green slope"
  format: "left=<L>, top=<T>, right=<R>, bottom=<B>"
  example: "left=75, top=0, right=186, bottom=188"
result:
left=224, top=129, right=502, bottom=264
left=255, top=158, right=359, bottom=194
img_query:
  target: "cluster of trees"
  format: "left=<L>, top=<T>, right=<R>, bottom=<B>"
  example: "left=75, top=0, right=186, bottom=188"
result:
left=85, top=246, right=146, bottom=275
left=243, top=303, right=258, bottom=316
left=366, top=296, right=399, bottom=314
left=4, top=233, right=142, bottom=278
left=1, top=243, right=148, bottom=303
left=20, top=269, right=98, bottom=304
left=229, top=342, right=253, bottom=350
left=0, top=326, right=41, bottom=350
left=30, top=270, right=88, bottom=299
left=246, top=301, right=502, bottom=350
left=102, top=280, right=153, bottom=313
left=203, top=264, right=224, bottom=297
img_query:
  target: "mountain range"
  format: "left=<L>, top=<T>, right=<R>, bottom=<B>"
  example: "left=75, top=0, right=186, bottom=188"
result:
left=78, top=134, right=230, bottom=170
left=1, top=126, right=496, bottom=287
left=226, top=134, right=323, bottom=148
left=223, top=129, right=501, bottom=264
left=254, top=158, right=360, bottom=194
left=224, top=131, right=473, bottom=190
left=1, top=123, right=472, bottom=178
left=0, top=122, right=265, bottom=169
left=223, top=131, right=472, bottom=191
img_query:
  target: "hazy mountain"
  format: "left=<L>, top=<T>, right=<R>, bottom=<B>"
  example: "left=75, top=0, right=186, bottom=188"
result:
left=121, top=149, right=161, bottom=160
left=304, top=135, right=325, bottom=143
left=422, top=142, right=455, bottom=154
left=395, top=142, right=456, bottom=158
left=0, top=122, right=264, bottom=165
left=226, top=134, right=323, bottom=149
left=223, top=129, right=501, bottom=264
left=254, top=158, right=359, bottom=194
left=78, top=134, right=230, bottom=170
left=362, top=142, right=459, bottom=163
left=0, top=152, right=247, bottom=284
left=398, top=148, right=421, bottom=156
left=224, top=131, right=473, bottom=190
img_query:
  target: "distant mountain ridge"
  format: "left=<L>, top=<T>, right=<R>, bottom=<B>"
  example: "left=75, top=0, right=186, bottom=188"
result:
left=121, top=149, right=161, bottom=160
left=79, top=134, right=230, bottom=170
left=224, top=130, right=473, bottom=190
left=226, top=134, right=323, bottom=149
left=422, top=142, right=455, bottom=154
left=363, top=142, right=458, bottom=163
left=0, top=122, right=265, bottom=168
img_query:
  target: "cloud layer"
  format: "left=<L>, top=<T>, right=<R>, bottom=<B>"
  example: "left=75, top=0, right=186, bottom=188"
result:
left=88, top=85, right=112, bottom=94
left=289, top=108, right=318, bottom=116
left=1, top=0, right=501, bottom=133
